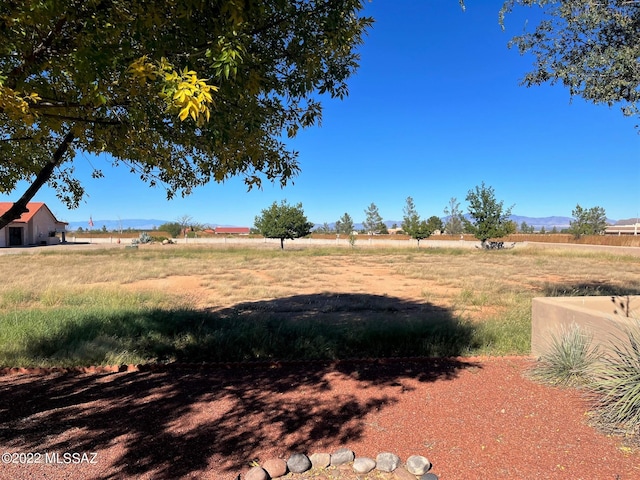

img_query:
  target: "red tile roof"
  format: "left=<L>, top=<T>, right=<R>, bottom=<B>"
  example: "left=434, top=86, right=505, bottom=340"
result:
left=214, top=226, right=250, bottom=234
left=0, top=202, right=65, bottom=224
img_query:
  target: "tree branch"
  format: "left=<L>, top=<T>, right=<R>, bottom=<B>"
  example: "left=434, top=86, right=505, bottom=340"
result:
left=0, top=130, right=75, bottom=230
left=0, top=136, right=33, bottom=143
left=5, top=17, right=68, bottom=88
left=37, top=112, right=123, bottom=125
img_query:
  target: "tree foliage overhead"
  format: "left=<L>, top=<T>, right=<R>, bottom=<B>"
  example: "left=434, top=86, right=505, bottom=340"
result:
left=569, top=204, right=608, bottom=238
left=501, top=0, right=640, bottom=121
left=254, top=200, right=313, bottom=249
left=0, top=0, right=373, bottom=229
left=464, top=182, right=515, bottom=245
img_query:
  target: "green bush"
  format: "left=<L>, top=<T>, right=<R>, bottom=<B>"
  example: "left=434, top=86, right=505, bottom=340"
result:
left=590, top=320, right=640, bottom=434
left=531, top=323, right=599, bottom=387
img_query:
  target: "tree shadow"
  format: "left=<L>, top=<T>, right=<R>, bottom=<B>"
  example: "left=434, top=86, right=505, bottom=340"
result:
left=0, top=293, right=483, bottom=479
left=24, top=293, right=484, bottom=363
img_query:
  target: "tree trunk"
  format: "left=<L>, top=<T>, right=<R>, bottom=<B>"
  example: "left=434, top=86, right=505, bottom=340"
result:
left=280, top=237, right=284, bottom=249
left=0, top=130, right=75, bottom=230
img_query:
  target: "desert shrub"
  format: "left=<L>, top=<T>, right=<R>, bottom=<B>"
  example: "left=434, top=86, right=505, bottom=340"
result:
left=590, top=320, right=640, bottom=434
left=531, top=323, right=599, bottom=387
left=131, top=232, right=153, bottom=245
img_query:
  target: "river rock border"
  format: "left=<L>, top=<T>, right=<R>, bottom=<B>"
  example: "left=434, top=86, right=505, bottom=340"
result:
left=244, top=448, right=438, bottom=480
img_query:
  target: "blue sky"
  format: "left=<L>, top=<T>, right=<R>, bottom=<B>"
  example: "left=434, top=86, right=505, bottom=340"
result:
left=3, top=0, right=639, bottom=226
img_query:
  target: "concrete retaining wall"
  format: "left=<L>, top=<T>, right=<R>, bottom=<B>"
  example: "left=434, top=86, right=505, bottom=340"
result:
left=531, top=296, right=639, bottom=358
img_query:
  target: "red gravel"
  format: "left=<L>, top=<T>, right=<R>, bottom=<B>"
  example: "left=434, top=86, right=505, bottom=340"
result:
left=0, top=357, right=638, bottom=480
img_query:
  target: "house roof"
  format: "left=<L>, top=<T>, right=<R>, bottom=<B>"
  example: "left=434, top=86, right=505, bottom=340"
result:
left=0, top=202, right=66, bottom=224
left=214, top=226, right=250, bottom=234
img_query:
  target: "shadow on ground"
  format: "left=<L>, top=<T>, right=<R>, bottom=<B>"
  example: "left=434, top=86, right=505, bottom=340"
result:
left=0, top=294, right=484, bottom=479
left=0, top=360, right=480, bottom=479
left=23, top=293, right=485, bottom=364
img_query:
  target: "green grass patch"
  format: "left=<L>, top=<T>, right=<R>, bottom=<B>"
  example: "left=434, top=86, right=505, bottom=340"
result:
left=0, top=288, right=528, bottom=367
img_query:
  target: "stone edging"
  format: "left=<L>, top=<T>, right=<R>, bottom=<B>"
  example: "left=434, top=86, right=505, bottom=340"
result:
left=243, top=448, right=438, bottom=480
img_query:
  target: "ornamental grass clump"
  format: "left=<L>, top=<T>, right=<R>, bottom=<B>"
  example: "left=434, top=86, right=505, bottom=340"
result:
left=532, top=323, right=599, bottom=387
left=590, top=319, right=640, bottom=435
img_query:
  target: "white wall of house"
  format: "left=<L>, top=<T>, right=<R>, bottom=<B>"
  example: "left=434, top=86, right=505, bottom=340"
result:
left=28, top=207, right=62, bottom=245
left=0, top=206, right=65, bottom=247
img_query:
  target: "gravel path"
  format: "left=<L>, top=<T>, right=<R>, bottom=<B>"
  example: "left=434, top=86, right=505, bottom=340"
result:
left=1, top=357, right=638, bottom=480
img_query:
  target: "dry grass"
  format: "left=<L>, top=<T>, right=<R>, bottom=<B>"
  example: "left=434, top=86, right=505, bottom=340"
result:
left=0, top=244, right=639, bottom=366
left=1, top=245, right=638, bottom=308
left=2, top=244, right=639, bottom=313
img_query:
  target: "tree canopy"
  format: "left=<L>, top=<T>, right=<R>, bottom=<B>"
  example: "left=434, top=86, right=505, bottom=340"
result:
left=425, top=215, right=444, bottom=235
left=158, top=222, right=182, bottom=239
left=0, top=1, right=373, bottom=229
left=401, top=196, right=421, bottom=237
left=569, top=204, right=608, bottom=238
left=501, top=0, right=640, bottom=122
left=401, top=198, right=443, bottom=247
left=254, top=200, right=313, bottom=249
left=443, top=197, right=465, bottom=235
left=363, top=202, right=385, bottom=235
left=464, top=182, right=515, bottom=245
left=335, top=212, right=354, bottom=236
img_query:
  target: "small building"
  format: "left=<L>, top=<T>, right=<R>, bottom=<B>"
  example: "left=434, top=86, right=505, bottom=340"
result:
left=0, top=202, right=67, bottom=247
left=214, top=226, right=250, bottom=235
left=605, top=223, right=639, bottom=236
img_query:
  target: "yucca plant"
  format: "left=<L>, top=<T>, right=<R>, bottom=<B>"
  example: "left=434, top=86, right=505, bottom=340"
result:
left=590, top=320, right=640, bottom=434
left=531, top=323, right=600, bottom=387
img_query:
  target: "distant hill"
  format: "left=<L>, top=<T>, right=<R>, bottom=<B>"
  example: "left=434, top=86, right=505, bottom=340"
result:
left=67, top=219, right=170, bottom=231
left=66, top=219, right=249, bottom=231
left=615, top=218, right=640, bottom=225
left=508, top=215, right=573, bottom=229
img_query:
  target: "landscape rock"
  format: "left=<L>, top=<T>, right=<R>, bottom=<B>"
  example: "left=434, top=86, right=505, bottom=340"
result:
left=330, top=448, right=355, bottom=466
left=376, top=452, right=401, bottom=472
left=419, top=474, right=439, bottom=480
left=393, top=466, right=417, bottom=480
left=262, top=458, right=287, bottom=478
left=352, top=457, right=376, bottom=474
left=309, top=452, right=331, bottom=469
left=245, top=466, right=268, bottom=480
left=287, top=453, right=311, bottom=474
left=406, top=455, right=431, bottom=475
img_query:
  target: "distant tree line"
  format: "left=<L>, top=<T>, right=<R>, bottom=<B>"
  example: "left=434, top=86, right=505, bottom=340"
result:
left=72, top=185, right=610, bottom=250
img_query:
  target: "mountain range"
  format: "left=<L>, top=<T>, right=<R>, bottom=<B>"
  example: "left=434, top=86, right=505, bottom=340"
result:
left=66, top=215, right=631, bottom=232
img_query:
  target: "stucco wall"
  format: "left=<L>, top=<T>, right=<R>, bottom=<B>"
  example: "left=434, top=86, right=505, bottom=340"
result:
left=531, top=296, right=639, bottom=358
